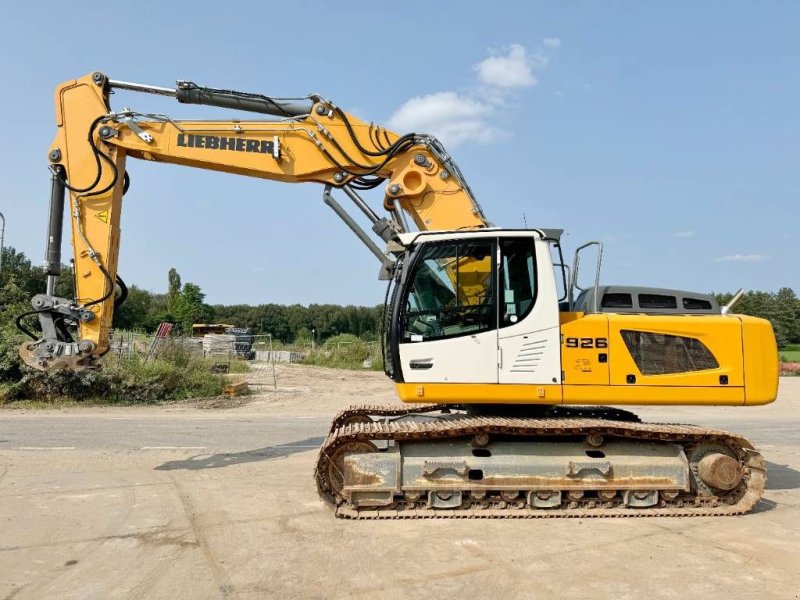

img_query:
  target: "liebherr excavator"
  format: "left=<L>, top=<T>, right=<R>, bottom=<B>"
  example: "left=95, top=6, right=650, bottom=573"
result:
left=19, top=72, right=778, bottom=518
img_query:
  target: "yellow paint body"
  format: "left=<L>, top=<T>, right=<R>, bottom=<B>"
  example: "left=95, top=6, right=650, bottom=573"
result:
left=397, top=312, right=778, bottom=407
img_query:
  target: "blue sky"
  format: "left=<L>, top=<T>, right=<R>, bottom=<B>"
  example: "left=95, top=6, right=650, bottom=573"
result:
left=0, top=1, right=797, bottom=306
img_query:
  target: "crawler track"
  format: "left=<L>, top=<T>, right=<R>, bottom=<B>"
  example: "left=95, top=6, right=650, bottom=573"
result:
left=314, top=406, right=766, bottom=519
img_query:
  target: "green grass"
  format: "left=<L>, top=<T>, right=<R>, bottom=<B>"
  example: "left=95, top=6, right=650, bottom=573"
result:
left=227, top=359, right=251, bottom=373
left=780, top=350, right=800, bottom=363
left=301, top=340, right=383, bottom=371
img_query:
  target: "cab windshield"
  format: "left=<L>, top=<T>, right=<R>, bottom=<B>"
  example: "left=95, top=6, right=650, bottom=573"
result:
left=402, top=241, right=494, bottom=341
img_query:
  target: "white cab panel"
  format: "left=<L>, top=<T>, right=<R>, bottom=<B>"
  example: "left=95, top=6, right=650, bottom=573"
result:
left=399, top=329, right=498, bottom=383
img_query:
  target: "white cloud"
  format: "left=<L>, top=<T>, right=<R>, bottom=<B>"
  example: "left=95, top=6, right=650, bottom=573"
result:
left=674, top=230, right=695, bottom=238
left=386, top=40, right=559, bottom=147
left=711, top=254, right=769, bottom=263
left=386, top=91, right=499, bottom=146
left=474, top=44, right=540, bottom=89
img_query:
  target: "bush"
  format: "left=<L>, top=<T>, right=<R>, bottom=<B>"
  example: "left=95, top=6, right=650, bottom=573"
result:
left=1, top=352, right=225, bottom=405
left=323, top=333, right=361, bottom=347
left=780, top=362, right=800, bottom=376
left=228, top=360, right=251, bottom=374
left=302, top=339, right=383, bottom=371
left=0, top=320, right=26, bottom=382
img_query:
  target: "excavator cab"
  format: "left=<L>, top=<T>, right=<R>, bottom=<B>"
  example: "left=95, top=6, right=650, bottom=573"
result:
left=386, top=230, right=562, bottom=392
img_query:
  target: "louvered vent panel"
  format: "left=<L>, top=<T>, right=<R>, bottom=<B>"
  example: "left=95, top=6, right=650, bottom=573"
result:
left=510, top=338, right=548, bottom=373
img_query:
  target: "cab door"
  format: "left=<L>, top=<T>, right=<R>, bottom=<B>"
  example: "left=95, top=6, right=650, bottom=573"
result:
left=497, top=237, right=562, bottom=385
left=397, top=238, right=498, bottom=383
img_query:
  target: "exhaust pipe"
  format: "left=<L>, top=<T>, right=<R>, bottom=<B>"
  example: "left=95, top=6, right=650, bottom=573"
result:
left=721, top=288, right=745, bottom=315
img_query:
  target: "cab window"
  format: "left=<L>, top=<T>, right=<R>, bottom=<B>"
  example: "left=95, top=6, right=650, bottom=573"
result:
left=500, top=238, right=537, bottom=327
left=402, top=241, right=495, bottom=342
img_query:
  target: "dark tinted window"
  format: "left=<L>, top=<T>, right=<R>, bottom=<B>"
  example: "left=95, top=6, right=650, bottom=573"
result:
left=683, top=297, right=713, bottom=310
left=638, top=294, right=677, bottom=309
left=500, top=238, right=537, bottom=327
left=620, top=330, right=719, bottom=375
left=601, top=293, right=633, bottom=308
left=402, top=241, right=494, bottom=342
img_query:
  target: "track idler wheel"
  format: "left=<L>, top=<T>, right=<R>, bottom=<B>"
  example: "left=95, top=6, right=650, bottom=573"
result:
left=697, top=453, right=743, bottom=491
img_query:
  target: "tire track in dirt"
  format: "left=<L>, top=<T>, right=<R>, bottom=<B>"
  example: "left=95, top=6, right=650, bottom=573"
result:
left=169, top=474, right=240, bottom=599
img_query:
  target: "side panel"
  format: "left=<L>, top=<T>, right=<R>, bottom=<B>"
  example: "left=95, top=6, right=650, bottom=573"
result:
left=740, top=315, right=779, bottom=405
left=563, top=313, right=748, bottom=405
left=499, top=328, right=561, bottom=384
left=398, top=330, right=498, bottom=384
left=559, top=313, right=610, bottom=385
left=606, top=314, right=744, bottom=388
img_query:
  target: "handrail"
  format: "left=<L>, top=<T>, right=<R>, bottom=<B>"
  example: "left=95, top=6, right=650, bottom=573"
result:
left=569, top=241, right=604, bottom=312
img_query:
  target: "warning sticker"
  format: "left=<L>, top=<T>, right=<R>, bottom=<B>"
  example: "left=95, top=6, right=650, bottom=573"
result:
left=574, top=358, right=592, bottom=373
left=95, top=210, right=108, bottom=223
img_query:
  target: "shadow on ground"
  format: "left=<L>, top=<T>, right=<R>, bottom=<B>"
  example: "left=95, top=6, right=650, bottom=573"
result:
left=765, top=461, right=800, bottom=490
left=154, top=437, right=326, bottom=471
left=749, top=498, right=778, bottom=514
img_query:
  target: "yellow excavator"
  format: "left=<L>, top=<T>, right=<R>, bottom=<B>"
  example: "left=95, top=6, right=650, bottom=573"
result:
left=18, top=72, right=778, bottom=518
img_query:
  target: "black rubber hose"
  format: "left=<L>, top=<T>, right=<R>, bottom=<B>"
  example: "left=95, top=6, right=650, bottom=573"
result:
left=114, top=274, right=128, bottom=309
left=349, top=178, right=385, bottom=191
left=16, top=310, right=45, bottom=340
left=334, top=107, right=417, bottom=157
left=56, top=116, right=119, bottom=200
left=84, top=262, right=115, bottom=308
left=80, top=143, right=118, bottom=199
left=369, top=123, right=387, bottom=151
left=57, top=116, right=108, bottom=193
left=317, top=137, right=416, bottom=180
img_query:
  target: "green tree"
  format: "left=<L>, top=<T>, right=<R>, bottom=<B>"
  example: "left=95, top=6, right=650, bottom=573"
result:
left=0, top=278, right=30, bottom=381
left=774, top=287, right=800, bottom=344
left=172, top=282, right=211, bottom=334
left=167, top=268, right=182, bottom=312
left=113, top=285, right=154, bottom=331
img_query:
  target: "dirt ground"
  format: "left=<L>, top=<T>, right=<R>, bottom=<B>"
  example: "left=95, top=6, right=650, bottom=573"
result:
left=0, top=365, right=798, bottom=599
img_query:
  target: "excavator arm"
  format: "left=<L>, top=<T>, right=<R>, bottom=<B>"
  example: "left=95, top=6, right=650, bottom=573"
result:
left=19, top=71, right=490, bottom=370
